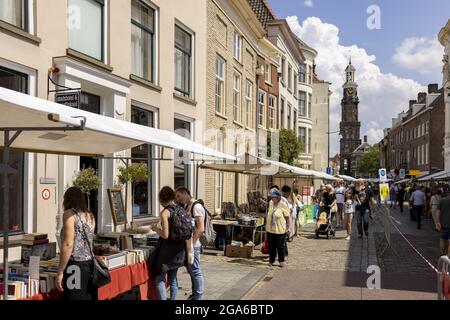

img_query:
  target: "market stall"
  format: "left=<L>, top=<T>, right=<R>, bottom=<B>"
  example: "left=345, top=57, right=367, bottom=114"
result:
left=0, top=86, right=236, bottom=300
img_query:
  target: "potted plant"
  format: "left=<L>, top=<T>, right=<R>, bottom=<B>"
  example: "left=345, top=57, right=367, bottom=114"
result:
left=117, top=163, right=149, bottom=216
left=73, top=166, right=102, bottom=210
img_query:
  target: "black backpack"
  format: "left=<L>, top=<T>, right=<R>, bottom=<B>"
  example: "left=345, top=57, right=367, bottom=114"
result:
left=167, top=204, right=193, bottom=242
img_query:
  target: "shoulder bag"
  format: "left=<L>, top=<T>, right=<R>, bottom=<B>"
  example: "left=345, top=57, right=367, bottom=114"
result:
left=72, top=209, right=111, bottom=288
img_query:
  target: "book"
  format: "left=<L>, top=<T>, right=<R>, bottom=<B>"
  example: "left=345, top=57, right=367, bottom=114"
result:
left=21, top=242, right=57, bottom=263
left=23, top=233, right=48, bottom=241
left=21, top=238, right=50, bottom=246
left=97, top=251, right=128, bottom=270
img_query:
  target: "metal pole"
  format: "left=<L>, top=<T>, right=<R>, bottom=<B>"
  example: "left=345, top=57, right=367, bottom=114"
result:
left=2, top=131, right=10, bottom=300
left=124, top=158, right=129, bottom=232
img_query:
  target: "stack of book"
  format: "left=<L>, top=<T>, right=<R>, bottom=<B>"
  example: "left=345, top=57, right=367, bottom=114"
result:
left=0, top=270, right=40, bottom=300
left=125, top=249, right=145, bottom=265
left=21, top=234, right=57, bottom=264
left=97, top=251, right=128, bottom=270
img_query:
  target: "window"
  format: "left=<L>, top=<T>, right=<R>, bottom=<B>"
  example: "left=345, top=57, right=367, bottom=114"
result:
left=280, top=97, right=285, bottom=128
left=287, top=103, right=292, bottom=130
left=406, top=150, right=410, bottom=163
left=294, top=73, right=298, bottom=96
left=258, top=91, right=266, bottom=127
left=308, top=129, right=312, bottom=154
left=425, top=143, right=429, bottom=164
left=68, top=0, right=104, bottom=61
left=131, top=106, right=154, bottom=217
left=131, top=0, right=155, bottom=81
left=233, top=31, right=242, bottom=61
left=281, top=57, right=286, bottom=83
left=233, top=72, right=241, bottom=122
left=174, top=25, right=192, bottom=97
left=0, top=0, right=27, bottom=30
left=299, top=63, right=306, bottom=83
left=264, top=63, right=270, bottom=83
left=308, top=93, right=312, bottom=118
left=293, top=110, right=297, bottom=130
left=245, top=80, right=253, bottom=128
left=0, top=66, right=28, bottom=234
left=426, top=121, right=429, bottom=134
left=269, top=95, right=276, bottom=129
left=287, top=64, right=292, bottom=90
left=308, top=65, right=312, bottom=84
left=299, top=127, right=306, bottom=151
left=174, top=118, right=192, bottom=190
left=215, top=56, right=225, bottom=114
left=299, top=91, right=306, bottom=116
left=422, top=123, right=425, bottom=137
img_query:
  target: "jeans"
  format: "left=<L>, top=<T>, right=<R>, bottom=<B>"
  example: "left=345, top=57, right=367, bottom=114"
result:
left=187, top=246, right=204, bottom=300
left=155, top=268, right=178, bottom=300
left=414, top=205, right=424, bottom=229
left=356, top=208, right=370, bottom=236
left=267, top=232, right=286, bottom=263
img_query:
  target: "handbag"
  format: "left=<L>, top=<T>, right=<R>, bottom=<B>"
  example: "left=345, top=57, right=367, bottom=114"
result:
left=260, top=233, right=269, bottom=255
left=72, top=209, right=111, bottom=288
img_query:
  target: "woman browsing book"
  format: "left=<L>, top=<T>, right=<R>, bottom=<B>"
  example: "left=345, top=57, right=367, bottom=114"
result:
left=56, top=187, right=97, bottom=300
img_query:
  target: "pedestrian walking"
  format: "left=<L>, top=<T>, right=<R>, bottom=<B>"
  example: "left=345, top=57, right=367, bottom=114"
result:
left=409, top=186, right=426, bottom=229
left=344, top=191, right=355, bottom=240
left=397, top=184, right=406, bottom=213
left=320, top=184, right=337, bottom=230
left=175, top=187, right=205, bottom=300
left=265, top=190, right=290, bottom=267
left=150, top=186, right=188, bottom=300
left=430, top=188, right=442, bottom=232
left=389, top=184, right=397, bottom=209
left=354, top=179, right=372, bottom=238
left=56, top=187, right=97, bottom=300
left=437, top=193, right=450, bottom=256
left=424, top=188, right=432, bottom=221
left=335, top=180, right=346, bottom=228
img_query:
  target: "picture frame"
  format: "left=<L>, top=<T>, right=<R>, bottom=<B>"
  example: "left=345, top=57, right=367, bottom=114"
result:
left=107, top=188, right=126, bottom=226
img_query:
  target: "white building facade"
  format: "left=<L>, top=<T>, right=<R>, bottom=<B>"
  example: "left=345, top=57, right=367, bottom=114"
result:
left=440, top=19, right=450, bottom=171
left=296, top=39, right=317, bottom=170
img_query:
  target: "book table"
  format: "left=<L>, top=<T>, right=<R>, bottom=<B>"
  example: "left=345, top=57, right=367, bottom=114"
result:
left=22, top=261, right=157, bottom=300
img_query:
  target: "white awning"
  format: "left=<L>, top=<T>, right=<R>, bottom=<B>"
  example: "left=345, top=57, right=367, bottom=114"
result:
left=337, top=174, right=358, bottom=182
left=309, top=170, right=339, bottom=181
left=417, top=170, right=446, bottom=181
left=0, top=87, right=236, bottom=160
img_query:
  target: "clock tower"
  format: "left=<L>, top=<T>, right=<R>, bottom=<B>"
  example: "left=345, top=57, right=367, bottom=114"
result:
left=340, top=59, right=361, bottom=175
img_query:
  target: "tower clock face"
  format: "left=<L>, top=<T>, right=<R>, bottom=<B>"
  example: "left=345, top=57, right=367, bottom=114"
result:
left=347, top=88, right=353, bottom=96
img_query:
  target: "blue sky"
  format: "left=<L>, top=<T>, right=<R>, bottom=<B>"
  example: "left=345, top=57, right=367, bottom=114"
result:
left=267, top=0, right=449, bottom=85
left=267, top=0, right=449, bottom=155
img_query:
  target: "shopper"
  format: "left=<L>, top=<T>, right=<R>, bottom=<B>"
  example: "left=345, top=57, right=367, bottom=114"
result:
left=397, top=184, right=406, bottom=213
left=56, top=186, right=97, bottom=300
left=424, top=188, right=432, bottom=221
left=293, top=189, right=304, bottom=237
left=354, top=179, right=372, bottom=238
left=389, top=184, right=397, bottom=209
left=431, top=189, right=443, bottom=232
left=175, top=187, right=205, bottom=300
left=344, top=191, right=355, bottom=240
left=319, top=184, right=336, bottom=227
left=437, top=193, right=450, bottom=256
left=410, top=186, right=426, bottom=230
left=151, top=186, right=186, bottom=300
left=265, top=190, right=290, bottom=267
left=335, top=180, right=346, bottom=228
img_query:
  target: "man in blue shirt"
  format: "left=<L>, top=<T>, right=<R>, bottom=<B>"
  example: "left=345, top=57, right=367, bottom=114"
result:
left=410, top=186, right=426, bottom=229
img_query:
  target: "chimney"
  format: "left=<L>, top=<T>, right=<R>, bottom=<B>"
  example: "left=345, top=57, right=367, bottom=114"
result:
left=428, top=83, right=439, bottom=94
left=364, top=135, right=368, bottom=143
left=409, top=100, right=417, bottom=109
left=418, top=92, right=427, bottom=103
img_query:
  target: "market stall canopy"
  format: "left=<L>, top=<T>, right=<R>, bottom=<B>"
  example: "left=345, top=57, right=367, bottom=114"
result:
left=337, top=174, right=358, bottom=182
left=309, top=170, right=339, bottom=181
left=395, top=178, right=411, bottom=185
left=0, top=87, right=236, bottom=160
left=417, top=170, right=445, bottom=182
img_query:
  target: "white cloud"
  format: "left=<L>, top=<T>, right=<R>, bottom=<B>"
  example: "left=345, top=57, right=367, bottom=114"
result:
left=303, top=0, right=313, bottom=8
left=392, top=37, right=444, bottom=75
left=286, top=16, right=426, bottom=155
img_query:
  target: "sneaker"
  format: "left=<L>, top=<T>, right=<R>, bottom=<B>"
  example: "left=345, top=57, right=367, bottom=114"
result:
left=345, top=236, right=351, bottom=240
left=279, top=262, right=286, bottom=268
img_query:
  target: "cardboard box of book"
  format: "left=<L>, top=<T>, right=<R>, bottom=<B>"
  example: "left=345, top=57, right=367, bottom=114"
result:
left=225, top=243, right=254, bottom=258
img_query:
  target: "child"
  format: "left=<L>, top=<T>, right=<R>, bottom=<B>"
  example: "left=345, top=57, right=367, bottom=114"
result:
left=344, top=191, right=355, bottom=240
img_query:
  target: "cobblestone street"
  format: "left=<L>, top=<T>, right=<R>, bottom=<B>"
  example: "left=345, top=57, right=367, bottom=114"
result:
left=177, top=205, right=440, bottom=300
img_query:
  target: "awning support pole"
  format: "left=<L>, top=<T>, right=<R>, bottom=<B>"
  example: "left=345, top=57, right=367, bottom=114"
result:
left=2, top=130, right=11, bottom=300
left=125, top=158, right=129, bottom=232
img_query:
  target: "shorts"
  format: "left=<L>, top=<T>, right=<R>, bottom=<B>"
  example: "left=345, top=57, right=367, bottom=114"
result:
left=337, top=203, right=344, bottom=214
left=344, top=212, right=354, bottom=218
left=441, top=228, right=450, bottom=240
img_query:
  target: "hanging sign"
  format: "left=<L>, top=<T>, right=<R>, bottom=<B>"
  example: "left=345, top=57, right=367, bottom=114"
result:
left=379, top=183, right=390, bottom=201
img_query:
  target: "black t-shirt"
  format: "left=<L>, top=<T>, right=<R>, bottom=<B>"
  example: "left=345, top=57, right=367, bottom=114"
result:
left=322, top=192, right=336, bottom=207
left=354, top=189, right=372, bottom=210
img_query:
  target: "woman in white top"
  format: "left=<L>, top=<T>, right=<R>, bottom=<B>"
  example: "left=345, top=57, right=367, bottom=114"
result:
left=430, top=188, right=442, bottom=231
left=344, top=191, right=355, bottom=240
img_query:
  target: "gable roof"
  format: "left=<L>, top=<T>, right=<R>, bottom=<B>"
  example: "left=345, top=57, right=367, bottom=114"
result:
left=246, top=0, right=276, bottom=31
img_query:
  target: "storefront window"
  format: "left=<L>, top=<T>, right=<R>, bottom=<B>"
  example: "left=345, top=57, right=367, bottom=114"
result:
left=0, top=66, right=28, bottom=234
left=68, top=0, right=104, bottom=61
left=174, top=118, right=192, bottom=190
left=131, top=106, right=154, bottom=217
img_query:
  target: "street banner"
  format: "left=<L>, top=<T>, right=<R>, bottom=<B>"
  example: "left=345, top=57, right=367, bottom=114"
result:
left=380, top=183, right=390, bottom=202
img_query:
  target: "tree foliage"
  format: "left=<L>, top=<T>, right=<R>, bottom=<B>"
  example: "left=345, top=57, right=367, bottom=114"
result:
left=72, top=167, right=101, bottom=195
left=268, top=129, right=303, bottom=166
left=357, top=148, right=380, bottom=176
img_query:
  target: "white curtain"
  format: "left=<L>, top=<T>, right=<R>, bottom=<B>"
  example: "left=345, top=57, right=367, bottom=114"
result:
left=0, top=0, right=23, bottom=28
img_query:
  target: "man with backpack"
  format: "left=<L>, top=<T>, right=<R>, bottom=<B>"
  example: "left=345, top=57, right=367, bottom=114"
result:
left=175, top=187, right=208, bottom=300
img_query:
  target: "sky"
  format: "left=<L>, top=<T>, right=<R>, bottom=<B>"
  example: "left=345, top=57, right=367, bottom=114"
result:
left=267, top=0, right=450, bottom=156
